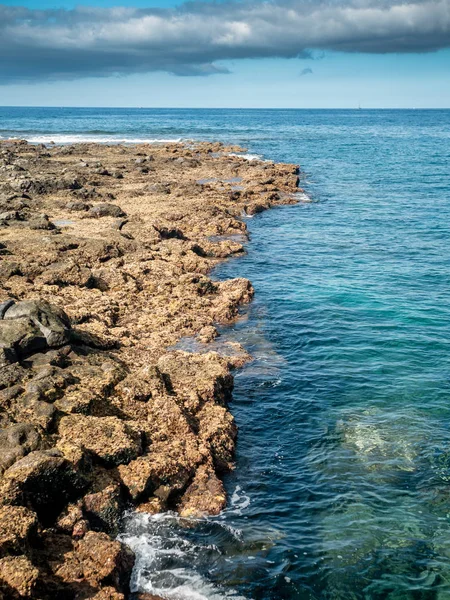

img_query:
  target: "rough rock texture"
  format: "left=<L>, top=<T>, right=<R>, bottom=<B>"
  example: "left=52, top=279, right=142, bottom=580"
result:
left=0, top=139, right=301, bottom=598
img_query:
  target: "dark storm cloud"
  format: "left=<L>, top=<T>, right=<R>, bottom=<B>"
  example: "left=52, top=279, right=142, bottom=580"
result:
left=0, top=0, right=449, bottom=82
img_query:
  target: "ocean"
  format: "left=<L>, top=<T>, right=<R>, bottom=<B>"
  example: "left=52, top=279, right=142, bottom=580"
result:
left=3, top=107, right=450, bottom=599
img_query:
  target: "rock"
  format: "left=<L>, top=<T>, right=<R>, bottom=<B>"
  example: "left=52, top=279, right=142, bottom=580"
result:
left=58, top=416, right=143, bottom=467
left=179, top=463, right=226, bottom=518
left=1, top=449, right=86, bottom=523
left=0, top=505, right=38, bottom=557
left=146, top=183, right=170, bottom=194
left=4, top=300, right=72, bottom=348
left=13, top=397, right=56, bottom=431
left=245, top=202, right=267, bottom=216
left=28, top=214, right=56, bottom=230
left=0, top=318, right=46, bottom=365
left=83, top=484, right=123, bottom=535
left=197, top=403, right=237, bottom=472
left=0, top=424, right=42, bottom=474
left=66, top=201, right=92, bottom=212
left=88, top=204, right=126, bottom=218
left=88, top=587, right=126, bottom=599
left=0, top=300, right=14, bottom=320
left=0, top=555, right=39, bottom=598
left=157, top=351, right=233, bottom=413
left=55, top=531, right=134, bottom=593
left=118, top=451, right=192, bottom=502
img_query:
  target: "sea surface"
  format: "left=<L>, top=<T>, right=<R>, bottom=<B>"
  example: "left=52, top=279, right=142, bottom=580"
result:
left=3, top=107, right=450, bottom=599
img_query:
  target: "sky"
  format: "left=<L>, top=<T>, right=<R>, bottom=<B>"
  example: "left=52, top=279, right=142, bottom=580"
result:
left=0, top=0, right=449, bottom=108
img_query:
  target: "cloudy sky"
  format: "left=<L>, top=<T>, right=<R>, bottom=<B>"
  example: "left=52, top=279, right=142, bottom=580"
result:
left=0, top=0, right=449, bottom=107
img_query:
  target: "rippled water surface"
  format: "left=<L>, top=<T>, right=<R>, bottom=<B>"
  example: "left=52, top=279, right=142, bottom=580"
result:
left=4, top=108, right=450, bottom=599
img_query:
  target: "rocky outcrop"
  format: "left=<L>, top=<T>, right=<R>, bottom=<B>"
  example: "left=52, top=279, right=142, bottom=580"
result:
left=0, top=139, right=301, bottom=598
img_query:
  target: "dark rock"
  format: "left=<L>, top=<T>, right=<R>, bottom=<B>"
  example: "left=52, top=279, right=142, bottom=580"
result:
left=83, top=484, right=123, bottom=535
left=4, top=300, right=72, bottom=348
left=88, top=204, right=126, bottom=219
left=0, top=449, right=87, bottom=523
left=66, top=201, right=91, bottom=212
left=0, top=300, right=14, bottom=320
left=0, top=318, right=46, bottom=365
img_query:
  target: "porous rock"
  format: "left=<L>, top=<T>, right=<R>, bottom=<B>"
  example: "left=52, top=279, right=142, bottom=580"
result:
left=58, top=415, right=143, bottom=467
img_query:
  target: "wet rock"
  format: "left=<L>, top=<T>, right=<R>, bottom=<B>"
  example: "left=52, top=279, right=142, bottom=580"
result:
left=0, top=449, right=86, bottom=523
left=83, top=484, right=123, bottom=535
left=0, top=505, right=38, bottom=557
left=88, top=204, right=126, bottom=218
left=59, top=415, right=143, bottom=467
left=0, top=555, right=39, bottom=598
left=4, top=300, right=72, bottom=348
left=0, top=424, right=42, bottom=474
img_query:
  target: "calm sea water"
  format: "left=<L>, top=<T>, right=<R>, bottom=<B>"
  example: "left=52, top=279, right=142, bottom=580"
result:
left=3, top=107, right=450, bottom=599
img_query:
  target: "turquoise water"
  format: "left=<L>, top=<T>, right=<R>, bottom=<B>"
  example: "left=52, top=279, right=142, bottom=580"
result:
left=3, top=108, right=450, bottom=599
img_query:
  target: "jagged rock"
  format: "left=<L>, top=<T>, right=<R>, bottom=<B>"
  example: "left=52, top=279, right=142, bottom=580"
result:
left=0, top=505, right=38, bottom=557
left=58, top=416, right=143, bottom=467
left=0, top=555, right=39, bottom=598
left=197, top=403, right=237, bottom=472
left=179, top=462, right=226, bottom=518
left=0, top=449, right=86, bottom=523
left=13, top=397, right=56, bottom=431
left=157, top=351, right=233, bottom=413
left=88, top=204, right=126, bottom=218
left=54, top=531, right=134, bottom=593
left=83, top=484, right=123, bottom=535
left=0, top=424, right=42, bottom=474
left=4, top=300, right=72, bottom=348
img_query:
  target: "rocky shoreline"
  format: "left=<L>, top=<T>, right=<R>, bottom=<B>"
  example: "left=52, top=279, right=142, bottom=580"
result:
left=0, top=139, right=300, bottom=599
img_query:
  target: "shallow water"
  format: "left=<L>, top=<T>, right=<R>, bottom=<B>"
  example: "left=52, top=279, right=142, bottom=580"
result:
left=5, top=108, right=450, bottom=599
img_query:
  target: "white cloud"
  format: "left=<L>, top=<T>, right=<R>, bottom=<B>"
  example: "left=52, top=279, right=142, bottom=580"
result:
left=0, top=0, right=449, bottom=81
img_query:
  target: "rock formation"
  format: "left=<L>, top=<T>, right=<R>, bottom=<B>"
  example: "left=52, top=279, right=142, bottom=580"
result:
left=0, top=139, right=300, bottom=598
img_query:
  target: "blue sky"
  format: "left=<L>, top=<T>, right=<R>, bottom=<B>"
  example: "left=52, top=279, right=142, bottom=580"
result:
left=1, top=0, right=449, bottom=108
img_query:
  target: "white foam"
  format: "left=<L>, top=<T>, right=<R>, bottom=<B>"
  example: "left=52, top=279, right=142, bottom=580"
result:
left=0, top=134, right=182, bottom=145
left=228, top=152, right=263, bottom=161
left=228, top=485, right=251, bottom=515
left=119, top=511, right=249, bottom=600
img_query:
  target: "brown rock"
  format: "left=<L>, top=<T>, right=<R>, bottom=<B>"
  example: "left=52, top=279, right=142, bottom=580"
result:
left=0, top=424, right=42, bottom=474
left=83, top=484, right=123, bottom=535
left=0, top=505, right=38, bottom=557
left=55, top=531, right=134, bottom=593
left=59, top=415, right=143, bottom=467
left=1, top=449, right=86, bottom=523
left=179, top=462, right=226, bottom=518
left=0, top=555, right=39, bottom=598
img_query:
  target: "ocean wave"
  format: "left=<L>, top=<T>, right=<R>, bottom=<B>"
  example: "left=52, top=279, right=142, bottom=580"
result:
left=0, top=133, right=183, bottom=145
left=119, top=511, right=248, bottom=600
